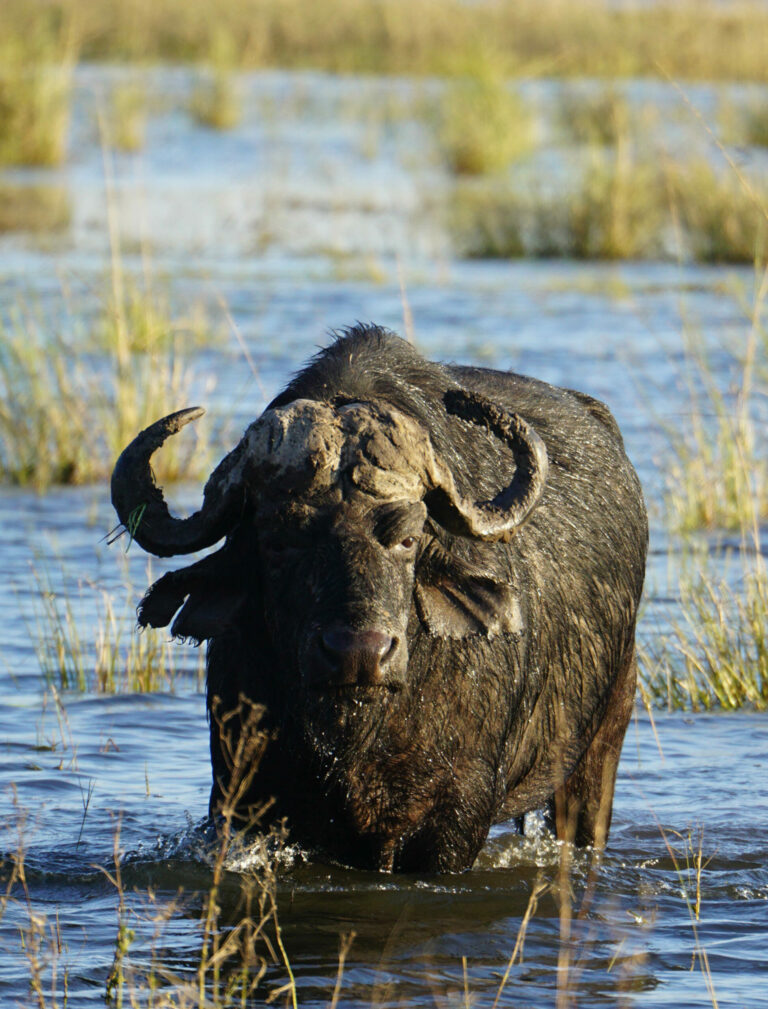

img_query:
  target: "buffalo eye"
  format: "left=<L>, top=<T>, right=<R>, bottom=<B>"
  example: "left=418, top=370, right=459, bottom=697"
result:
left=396, top=536, right=418, bottom=551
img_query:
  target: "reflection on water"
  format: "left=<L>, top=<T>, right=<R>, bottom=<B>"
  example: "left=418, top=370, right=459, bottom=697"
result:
left=1, top=66, right=767, bottom=1009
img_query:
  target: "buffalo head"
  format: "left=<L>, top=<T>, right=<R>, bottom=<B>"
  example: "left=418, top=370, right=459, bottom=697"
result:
left=112, top=390, right=548, bottom=699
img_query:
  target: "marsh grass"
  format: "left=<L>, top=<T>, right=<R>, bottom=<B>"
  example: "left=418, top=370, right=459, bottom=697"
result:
left=0, top=16, right=75, bottom=167
left=33, top=565, right=205, bottom=694
left=4, top=0, right=768, bottom=82
left=720, top=96, right=768, bottom=148
left=663, top=270, right=768, bottom=532
left=640, top=538, right=768, bottom=711
left=451, top=149, right=768, bottom=264
left=646, top=273, right=768, bottom=711
left=0, top=63, right=72, bottom=167
left=0, top=274, right=216, bottom=489
left=451, top=145, right=665, bottom=260
left=666, top=161, right=768, bottom=264
left=434, top=64, right=533, bottom=176
left=190, top=71, right=242, bottom=131
left=102, top=706, right=298, bottom=1006
left=555, top=87, right=633, bottom=146
left=107, top=82, right=148, bottom=153
left=0, top=183, right=71, bottom=233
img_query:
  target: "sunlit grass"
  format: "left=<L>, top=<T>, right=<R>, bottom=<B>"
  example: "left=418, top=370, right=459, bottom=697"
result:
left=720, top=96, right=768, bottom=148
left=2, top=0, right=768, bottom=81
left=640, top=540, right=768, bottom=712
left=33, top=565, right=205, bottom=694
left=555, top=87, right=633, bottom=146
left=190, top=70, right=242, bottom=130
left=451, top=150, right=768, bottom=264
left=0, top=274, right=216, bottom=489
left=106, top=82, right=148, bottom=152
left=663, top=273, right=768, bottom=532
left=644, top=269, right=768, bottom=711
left=433, top=64, right=533, bottom=176
left=666, top=161, right=768, bottom=264
left=451, top=147, right=665, bottom=260
left=0, top=19, right=75, bottom=167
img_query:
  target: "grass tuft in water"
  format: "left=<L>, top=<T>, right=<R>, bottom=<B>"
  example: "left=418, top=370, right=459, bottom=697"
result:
left=190, top=70, right=242, bottom=130
left=666, top=161, right=768, bottom=264
left=33, top=565, right=205, bottom=694
left=663, top=274, right=768, bottom=532
left=102, top=708, right=297, bottom=1006
left=434, top=62, right=533, bottom=176
left=0, top=183, right=71, bottom=233
left=0, top=18, right=75, bottom=167
left=720, top=96, right=768, bottom=148
left=555, top=87, right=633, bottom=146
left=451, top=145, right=665, bottom=260
left=0, top=274, right=216, bottom=489
left=640, top=539, right=768, bottom=711
left=646, top=272, right=768, bottom=711
left=106, top=81, right=148, bottom=152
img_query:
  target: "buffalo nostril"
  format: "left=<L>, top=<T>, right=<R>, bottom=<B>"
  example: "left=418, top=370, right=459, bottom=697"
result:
left=321, top=629, right=394, bottom=660
left=318, top=628, right=398, bottom=685
left=378, top=635, right=398, bottom=666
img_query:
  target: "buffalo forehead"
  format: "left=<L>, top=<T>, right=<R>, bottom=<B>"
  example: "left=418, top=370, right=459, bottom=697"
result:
left=241, top=398, right=429, bottom=500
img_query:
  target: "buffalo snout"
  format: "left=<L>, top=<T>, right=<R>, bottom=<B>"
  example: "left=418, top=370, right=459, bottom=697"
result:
left=312, top=626, right=404, bottom=690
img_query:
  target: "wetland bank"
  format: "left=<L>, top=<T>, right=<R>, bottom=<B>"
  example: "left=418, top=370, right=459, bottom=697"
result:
left=1, top=2, right=768, bottom=1006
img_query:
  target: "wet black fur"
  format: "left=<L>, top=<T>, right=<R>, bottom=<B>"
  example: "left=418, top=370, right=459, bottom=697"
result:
left=136, top=325, right=648, bottom=872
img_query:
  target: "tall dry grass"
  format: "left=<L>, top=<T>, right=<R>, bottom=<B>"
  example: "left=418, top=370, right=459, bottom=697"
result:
left=33, top=564, right=206, bottom=694
left=0, top=266, right=217, bottom=490
left=433, top=60, right=533, bottom=176
left=2, top=0, right=768, bottom=81
left=641, top=270, right=768, bottom=711
left=0, top=10, right=76, bottom=166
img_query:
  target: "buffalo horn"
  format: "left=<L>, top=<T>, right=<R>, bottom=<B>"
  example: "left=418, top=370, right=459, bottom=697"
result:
left=425, top=389, right=548, bottom=542
left=111, top=408, right=246, bottom=557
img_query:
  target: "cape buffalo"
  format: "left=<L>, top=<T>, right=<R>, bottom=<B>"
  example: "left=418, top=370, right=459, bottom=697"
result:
left=111, top=325, right=647, bottom=872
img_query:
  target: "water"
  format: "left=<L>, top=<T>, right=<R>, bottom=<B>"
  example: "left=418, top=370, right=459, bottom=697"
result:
left=1, top=67, right=767, bottom=1007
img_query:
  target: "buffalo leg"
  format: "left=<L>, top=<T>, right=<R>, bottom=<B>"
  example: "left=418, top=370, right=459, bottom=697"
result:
left=552, top=645, right=637, bottom=848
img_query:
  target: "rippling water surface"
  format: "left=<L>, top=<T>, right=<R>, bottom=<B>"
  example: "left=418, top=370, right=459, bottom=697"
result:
left=1, top=67, right=767, bottom=1007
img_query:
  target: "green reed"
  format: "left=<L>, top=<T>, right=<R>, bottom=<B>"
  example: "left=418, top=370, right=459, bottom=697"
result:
left=433, top=60, right=533, bottom=176
left=190, top=70, right=242, bottom=130
left=106, top=82, right=148, bottom=153
left=0, top=270, right=216, bottom=490
left=0, top=14, right=75, bottom=167
left=33, top=565, right=205, bottom=694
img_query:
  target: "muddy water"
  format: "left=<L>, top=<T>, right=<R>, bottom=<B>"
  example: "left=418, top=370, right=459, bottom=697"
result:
left=1, top=67, right=767, bottom=1007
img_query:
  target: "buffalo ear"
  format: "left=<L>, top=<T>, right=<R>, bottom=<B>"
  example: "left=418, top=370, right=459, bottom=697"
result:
left=169, top=588, right=247, bottom=643
left=414, top=541, right=523, bottom=639
left=137, top=551, right=248, bottom=644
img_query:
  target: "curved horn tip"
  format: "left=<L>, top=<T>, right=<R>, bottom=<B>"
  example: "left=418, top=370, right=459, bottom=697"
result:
left=164, top=406, right=205, bottom=432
